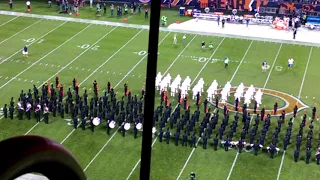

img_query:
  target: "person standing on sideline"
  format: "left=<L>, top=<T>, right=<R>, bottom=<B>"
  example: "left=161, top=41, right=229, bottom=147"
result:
left=145, top=8, right=149, bottom=19
left=9, top=0, right=13, bottom=9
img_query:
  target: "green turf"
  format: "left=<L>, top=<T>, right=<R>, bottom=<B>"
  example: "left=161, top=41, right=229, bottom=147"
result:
left=0, top=12, right=320, bottom=180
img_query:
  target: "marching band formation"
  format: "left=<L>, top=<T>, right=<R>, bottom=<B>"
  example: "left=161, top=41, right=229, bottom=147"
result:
left=2, top=73, right=320, bottom=165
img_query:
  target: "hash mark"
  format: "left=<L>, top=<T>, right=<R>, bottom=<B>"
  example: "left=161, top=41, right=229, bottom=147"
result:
left=89, top=88, right=92, bottom=90
left=132, top=75, right=134, bottom=77
left=30, top=80, right=33, bottom=82
left=51, top=64, right=54, bottom=67
left=76, top=67, right=78, bottom=70
left=18, top=78, right=21, bottom=81
left=15, top=60, right=19, bottom=62
left=22, top=61, right=25, bottom=63
left=5, top=77, right=8, bottom=79
left=113, top=72, right=115, bottom=74
left=24, top=79, right=27, bottom=82
left=100, top=70, right=103, bottom=73
left=57, top=65, right=60, bottom=67
left=45, top=64, right=48, bottom=66
left=88, top=69, right=91, bottom=71
left=107, top=71, right=109, bottom=73
left=119, top=73, right=122, bottom=75
left=39, top=63, right=42, bottom=65
left=27, top=61, right=30, bottom=64
left=82, top=68, right=85, bottom=71
left=70, top=67, right=73, bottom=69
left=10, top=59, right=13, bottom=62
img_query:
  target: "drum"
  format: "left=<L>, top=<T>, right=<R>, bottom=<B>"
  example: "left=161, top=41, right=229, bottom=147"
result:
left=92, top=117, right=100, bottom=126
left=136, top=123, right=142, bottom=130
left=109, top=120, right=116, bottom=129
left=124, top=123, right=130, bottom=130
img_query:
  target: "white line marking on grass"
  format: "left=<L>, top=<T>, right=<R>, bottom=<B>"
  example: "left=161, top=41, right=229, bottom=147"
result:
left=82, top=68, right=84, bottom=70
left=0, top=21, right=68, bottom=64
left=76, top=67, right=78, bottom=70
left=88, top=69, right=91, bottom=71
left=276, top=151, right=286, bottom=180
left=16, top=60, right=20, bottom=63
left=277, top=46, right=312, bottom=180
left=22, top=26, right=117, bottom=135
left=82, top=32, right=172, bottom=172
left=226, top=43, right=283, bottom=180
left=5, top=77, right=8, bottom=79
left=226, top=152, right=239, bottom=180
left=83, top=126, right=121, bottom=171
left=297, top=47, right=313, bottom=99
left=0, top=16, right=19, bottom=28
left=60, top=29, right=143, bottom=145
left=24, top=79, right=27, bottom=82
left=30, top=80, right=33, bottom=82
left=229, top=41, right=253, bottom=82
left=163, top=35, right=197, bottom=75
left=0, top=76, right=2, bottom=79
left=0, top=19, right=43, bottom=45
left=0, top=24, right=93, bottom=90
left=127, top=37, right=225, bottom=180
left=45, top=64, right=48, bottom=66
left=262, top=44, right=283, bottom=89
left=126, top=137, right=159, bottom=180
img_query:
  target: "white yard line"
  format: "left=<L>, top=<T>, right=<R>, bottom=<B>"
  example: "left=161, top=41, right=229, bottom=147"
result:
left=0, top=21, right=68, bottom=64
left=23, top=26, right=118, bottom=135
left=126, top=38, right=226, bottom=180
left=276, top=46, right=313, bottom=180
left=0, top=24, right=93, bottom=90
left=262, top=44, right=283, bottom=89
left=226, top=152, right=239, bottom=180
left=0, top=16, right=19, bottom=27
left=276, top=150, right=286, bottom=180
left=84, top=32, right=197, bottom=173
left=162, top=35, right=197, bottom=75
left=177, top=40, right=252, bottom=180
left=297, top=47, right=313, bottom=99
left=226, top=43, right=283, bottom=180
left=60, top=29, right=144, bottom=144
left=229, top=41, right=253, bottom=82
left=0, top=19, right=43, bottom=45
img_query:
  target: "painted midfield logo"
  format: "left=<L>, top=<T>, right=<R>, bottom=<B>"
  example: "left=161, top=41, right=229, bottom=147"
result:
left=215, top=87, right=309, bottom=116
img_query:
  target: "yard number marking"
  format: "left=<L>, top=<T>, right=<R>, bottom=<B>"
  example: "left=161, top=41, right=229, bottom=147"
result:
left=275, top=66, right=282, bottom=71
left=22, top=38, right=45, bottom=43
left=265, top=65, right=282, bottom=71
left=77, top=44, right=100, bottom=51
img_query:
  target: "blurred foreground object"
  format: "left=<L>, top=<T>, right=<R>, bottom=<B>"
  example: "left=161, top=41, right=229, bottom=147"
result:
left=0, top=135, right=86, bottom=180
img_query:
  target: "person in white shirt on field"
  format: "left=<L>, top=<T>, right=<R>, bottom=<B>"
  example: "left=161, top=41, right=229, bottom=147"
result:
left=173, top=34, right=177, bottom=44
left=288, top=58, right=294, bottom=69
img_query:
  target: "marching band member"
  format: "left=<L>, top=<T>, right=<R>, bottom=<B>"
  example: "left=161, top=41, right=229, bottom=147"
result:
left=26, top=102, right=32, bottom=120
left=35, top=104, right=41, bottom=122
left=43, top=104, right=49, bottom=124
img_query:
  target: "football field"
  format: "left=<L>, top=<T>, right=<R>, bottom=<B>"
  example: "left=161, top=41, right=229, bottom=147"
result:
left=1, top=14, right=320, bottom=180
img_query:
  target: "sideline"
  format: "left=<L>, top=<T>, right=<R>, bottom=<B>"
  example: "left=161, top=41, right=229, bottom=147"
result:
left=0, top=11, right=319, bottom=47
